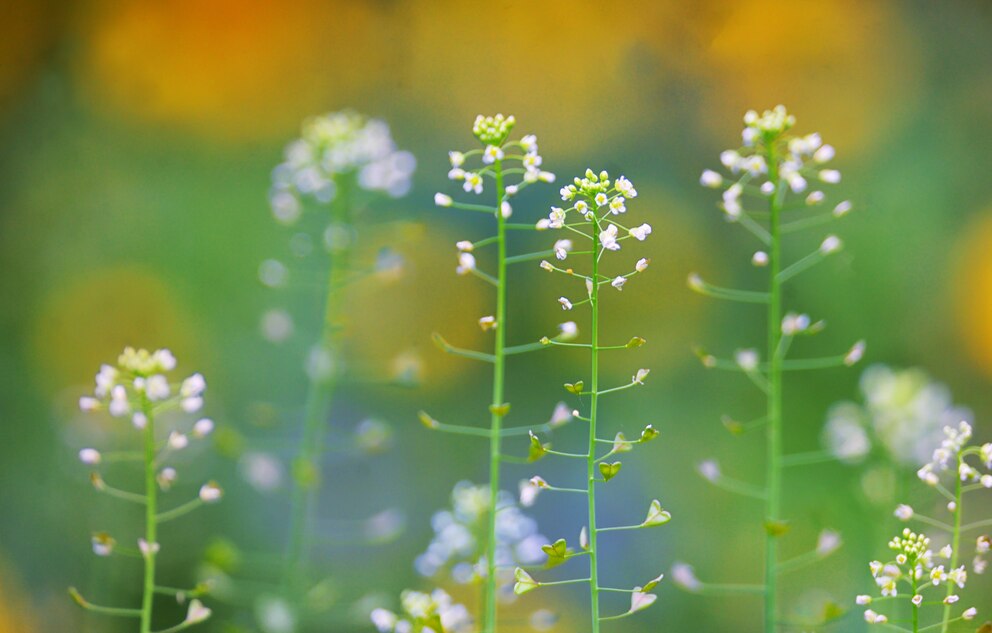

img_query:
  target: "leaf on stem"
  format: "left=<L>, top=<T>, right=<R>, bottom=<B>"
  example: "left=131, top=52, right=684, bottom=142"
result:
left=599, top=462, right=622, bottom=482
left=514, top=568, right=540, bottom=595
left=641, top=500, right=672, bottom=527
left=564, top=381, right=584, bottom=395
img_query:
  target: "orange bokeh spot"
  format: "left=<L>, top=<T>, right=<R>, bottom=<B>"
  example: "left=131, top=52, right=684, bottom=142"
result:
left=75, top=0, right=388, bottom=141
left=952, top=211, right=992, bottom=377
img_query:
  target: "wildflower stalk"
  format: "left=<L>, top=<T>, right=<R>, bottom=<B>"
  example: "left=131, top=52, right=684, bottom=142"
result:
left=764, top=135, right=784, bottom=633
left=939, top=454, right=963, bottom=633
left=483, top=157, right=508, bottom=633
left=586, top=214, right=602, bottom=633
left=284, top=179, right=352, bottom=593
left=140, top=396, right=157, bottom=633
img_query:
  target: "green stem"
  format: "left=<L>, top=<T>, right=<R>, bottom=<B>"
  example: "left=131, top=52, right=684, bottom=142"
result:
left=140, top=395, right=157, bottom=633
left=587, top=212, right=602, bottom=633
left=284, top=178, right=352, bottom=593
left=911, top=573, right=919, bottom=633
left=483, top=158, right=508, bottom=633
left=939, top=454, right=963, bottom=633
left=764, top=139, right=784, bottom=633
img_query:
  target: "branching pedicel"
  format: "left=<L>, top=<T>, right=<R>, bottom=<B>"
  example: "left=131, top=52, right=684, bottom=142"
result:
left=513, top=169, right=667, bottom=632
left=858, top=422, right=989, bottom=632
left=418, top=114, right=564, bottom=633
left=72, top=347, right=218, bottom=633
left=678, top=106, right=864, bottom=632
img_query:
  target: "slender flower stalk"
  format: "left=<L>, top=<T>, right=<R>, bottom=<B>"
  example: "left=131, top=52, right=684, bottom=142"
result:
left=515, top=169, right=667, bottom=632
left=683, top=106, right=863, bottom=631
left=71, top=348, right=217, bottom=632
left=422, top=114, right=559, bottom=633
left=858, top=421, right=987, bottom=631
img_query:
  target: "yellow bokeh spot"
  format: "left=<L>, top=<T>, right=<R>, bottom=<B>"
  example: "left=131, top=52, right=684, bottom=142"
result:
left=952, top=211, right=992, bottom=377
left=0, top=557, right=36, bottom=633
left=75, top=0, right=388, bottom=141
left=30, top=266, right=200, bottom=392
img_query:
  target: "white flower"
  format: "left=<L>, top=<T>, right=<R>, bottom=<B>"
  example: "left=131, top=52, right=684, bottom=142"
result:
left=94, top=364, right=118, bottom=397
left=79, top=448, right=101, bottom=465
left=548, top=207, right=566, bottom=229
left=813, top=144, right=835, bottom=163
left=109, top=385, right=130, bottom=417
left=844, top=340, right=866, bottom=366
left=722, top=183, right=742, bottom=217
left=558, top=297, right=573, bottom=311
left=981, top=474, right=992, bottom=488
left=671, top=563, right=701, bottom=591
left=611, top=276, right=627, bottom=291
left=554, top=239, right=573, bottom=260
left=185, top=599, right=212, bottom=624
left=138, top=539, right=160, bottom=558
left=833, top=200, right=853, bottom=217
left=501, top=201, right=512, bottom=218
left=781, top=312, right=811, bottom=335
left=157, top=467, right=177, bottom=490
left=193, top=418, right=214, bottom=438
left=699, top=170, right=723, bottom=188
left=482, top=145, right=504, bottom=164
left=609, top=196, right=626, bottom=215
left=448, top=151, right=465, bottom=167
left=944, top=595, right=959, bottom=605
left=549, top=402, right=573, bottom=427
left=448, top=167, right=465, bottom=180
left=520, top=134, right=538, bottom=153
left=806, top=191, right=825, bottom=205
left=629, top=223, right=652, bottom=241
left=456, top=253, right=476, bottom=275
left=864, top=609, right=887, bottom=624
left=599, top=224, right=620, bottom=251
left=752, top=251, right=769, bottom=266
left=912, top=594, right=923, bottom=606
left=91, top=533, right=115, bottom=556
left=698, top=460, right=720, bottom=482
left=181, top=373, right=206, bottom=398
left=540, top=260, right=554, bottom=272
left=435, top=193, right=453, bottom=207
left=819, top=169, right=841, bottom=183
left=594, top=192, right=608, bottom=207
left=633, top=368, right=650, bottom=385
left=153, top=349, right=176, bottom=371
left=720, top=150, right=741, bottom=171
left=463, top=172, right=483, bottom=194
left=616, top=176, right=637, bottom=198
left=519, top=478, right=543, bottom=507
left=371, top=608, right=397, bottom=632
left=199, top=481, right=223, bottom=503
left=635, top=258, right=649, bottom=272
left=820, top=235, right=842, bottom=254
left=963, top=607, right=977, bottom=620
left=816, top=530, right=842, bottom=556
left=760, top=181, right=776, bottom=195
left=478, top=316, right=497, bottom=331
left=895, top=505, right=914, bottom=521
left=735, top=349, right=759, bottom=371
left=538, top=171, right=555, bottom=183
left=978, top=535, right=991, bottom=554
left=79, top=397, right=99, bottom=412
left=855, top=595, right=872, bottom=605
left=168, top=431, right=189, bottom=450
left=558, top=321, right=578, bottom=340
left=523, top=153, right=542, bottom=172
left=560, top=186, right=574, bottom=201
left=146, top=375, right=170, bottom=401
left=132, top=412, right=147, bottom=429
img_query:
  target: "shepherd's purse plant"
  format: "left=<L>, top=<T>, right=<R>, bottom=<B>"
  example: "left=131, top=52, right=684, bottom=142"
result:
left=512, top=168, right=668, bottom=631
left=675, top=105, right=864, bottom=632
left=71, top=347, right=219, bottom=633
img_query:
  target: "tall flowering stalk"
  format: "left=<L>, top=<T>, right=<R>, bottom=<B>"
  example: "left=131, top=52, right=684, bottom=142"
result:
left=71, top=347, right=219, bottom=632
left=513, top=169, right=667, bottom=633
left=420, top=114, right=560, bottom=633
left=205, top=111, right=414, bottom=630
left=856, top=421, right=989, bottom=632
left=678, top=106, right=864, bottom=632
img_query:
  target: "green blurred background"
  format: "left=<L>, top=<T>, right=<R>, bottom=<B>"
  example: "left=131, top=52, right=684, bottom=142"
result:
left=1, top=0, right=991, bottom=631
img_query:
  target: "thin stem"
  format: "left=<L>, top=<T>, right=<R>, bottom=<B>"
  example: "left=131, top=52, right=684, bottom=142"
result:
left=140, top=395, right=157, bottom=633
left=284, top=176, right=353, bottom=593
left=483, top=157, right=508, bottom=633
left=939, top=453, right=963, bottom=633
left=764, top=138, right=784, bottom=633
left=587, top=210, right=602, bottom=633
left=911, top=572, right=919, bottom=633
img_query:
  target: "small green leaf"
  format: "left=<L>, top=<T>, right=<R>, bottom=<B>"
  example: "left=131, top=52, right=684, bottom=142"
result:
left=564, top=381, right=584, bottom=395
left=764, top=520, right=791, bottom=537
left=626, top=336, right=647, bottom=348
left=642, top=573, right=664, bottom=592
left=513, top=568, right=540, bottom=595
left=418, top=411, right=439, bottom=429
left=599, top=462, right=622, bottom=482
left=541, top=538, right=570, bottom=568
left=641, top=499, right=672, bottom=527
left=489, top=403, right=510, bottom=416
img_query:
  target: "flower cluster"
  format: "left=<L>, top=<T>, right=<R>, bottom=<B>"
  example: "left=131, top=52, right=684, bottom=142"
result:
left=72, top=348, right=218, bottom=630
left=699, top=105, right=849, bottom=225
left=415, top=481, right=548, bottom=591
left=822, top=365, right=973, bottom=467
left=370, top=589, right=472, bottom=633
left=270, top=110, right=415, bottom=224
left=860, top=529, right=976, bottom=625
left=437, top=114, right=554, bottom=212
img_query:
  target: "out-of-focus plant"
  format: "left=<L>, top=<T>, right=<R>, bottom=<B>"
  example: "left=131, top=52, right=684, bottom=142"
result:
left=822, top=364, right=973, bottom=508
left=204, top=111, right=414, bottom=632
left=857, top=421, right=990, bottom=631
left=415, top=113, right=567, bottom=633
left=71, top=347, right=219, bottom=632
left=678, top=106, right=863, bottom=632
left=513, top=168, right=667, bottom=631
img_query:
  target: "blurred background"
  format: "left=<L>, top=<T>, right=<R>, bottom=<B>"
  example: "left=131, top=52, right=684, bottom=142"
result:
left=1, top=0, right=991, bottom=631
